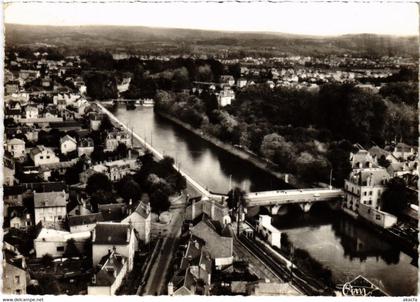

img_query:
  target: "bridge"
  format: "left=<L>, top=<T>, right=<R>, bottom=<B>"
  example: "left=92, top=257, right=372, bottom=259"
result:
left=96, top=102, right=344, bottom=213
left=246, top=188, right=344, bottom=213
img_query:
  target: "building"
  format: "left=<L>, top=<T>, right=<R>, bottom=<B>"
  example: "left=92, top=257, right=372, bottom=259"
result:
left=68, top=213, right=104, bottom=234
left=80, top=159, right=139, bottom=183
left=186, top=197, right=231, bottom=225
left=88, top=252, right=128, bottom=295
left=9, top=207, right=32, bottom=229
left=190, top=217, right=233, bottom=269
left=2, top=258, right=28, bottom=294
left=105, top=130, right=132, bottom=151
left=60, top=135, right=77, bottom=155
left=220, top=75, right=235, bottom=87
left=217, top=87, right=235, bottom=107
left=30, top=145, right=60, bottom=167
left=78, top=138, right=94, bottom=157
left=121, top=201, right=151, bottom=244
left=169, top=236, right=212, bottom=296
left=25, top=105, right=39, bottom=119
left=256, top=215, right=281, bottom=248
left=4, top=155, right=16, bottom=186
left=34, top=190, right=68, bottom=225
left=391, top=143, right=416, bottom=161
left=6, top=138, right=26, bottom=159
left=34, top=228, right=91, bottom=258
left=92, top=223, right=137, bottom=271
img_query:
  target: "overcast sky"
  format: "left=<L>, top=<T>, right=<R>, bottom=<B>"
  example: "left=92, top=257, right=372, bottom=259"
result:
left=4, top=2, right=419, bottom=36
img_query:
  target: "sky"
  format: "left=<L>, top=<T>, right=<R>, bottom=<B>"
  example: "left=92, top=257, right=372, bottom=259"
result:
left=4, top=1, right=419, bottom=36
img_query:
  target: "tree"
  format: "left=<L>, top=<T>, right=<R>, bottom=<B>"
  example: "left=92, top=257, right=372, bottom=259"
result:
left=86, top=173, right=112, bottom=195
left=226, top=187, right=246, bottom=210
left=377, top=155, right=391, bottom=168
left=149, top=185, right=171, bottom=214
left=64, top=239, right=80, bottom=258
left=115, top=143, right=128, bottom=159
left=116, top=176, right=142, bottom=203
left=381, top=177, right=410, bottom=215
left=41, top=254, right=54, bottom=267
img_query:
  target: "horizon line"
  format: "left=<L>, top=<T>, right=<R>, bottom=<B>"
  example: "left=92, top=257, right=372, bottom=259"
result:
left=5, top=22, right=418, bottom=38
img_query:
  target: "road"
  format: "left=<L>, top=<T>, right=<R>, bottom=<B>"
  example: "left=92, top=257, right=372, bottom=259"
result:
left=142, top=209, right=184, bottom=295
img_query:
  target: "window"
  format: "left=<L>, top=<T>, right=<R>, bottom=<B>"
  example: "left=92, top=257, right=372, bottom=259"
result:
left=15, top=289, right=21, bottom=295
left=369, top=191, right=372, bottom=196
left=40, top=156, right=44, bottom=159
left=376, top=215, right=381, bottom=220
left=57, top=246, right=65, bottom=252
left=46, top=156, right=50, bottom=159
left=363, top=192, right=367, bottom=196
left=15, top=276, right=20, bottom=285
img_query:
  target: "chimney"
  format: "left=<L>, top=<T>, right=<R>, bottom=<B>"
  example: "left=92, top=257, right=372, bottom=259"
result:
left=92, top=229, right=96, bottom=242
left=126, top=227, right=130, bottom=242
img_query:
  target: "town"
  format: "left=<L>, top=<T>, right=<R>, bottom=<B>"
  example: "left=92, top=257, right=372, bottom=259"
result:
left=3, top=20, right=419, bottom=297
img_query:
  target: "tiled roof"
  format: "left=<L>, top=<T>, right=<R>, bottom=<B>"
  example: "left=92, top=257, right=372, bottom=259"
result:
left=94, top=253, right=127, bottom=287
left=93, top=223, right=131, bottom=245
left=98, top=203, right=127, bottom=222
left=68, top=213, right=104, bottom=227
left=34, top=191, right=67, bottom=208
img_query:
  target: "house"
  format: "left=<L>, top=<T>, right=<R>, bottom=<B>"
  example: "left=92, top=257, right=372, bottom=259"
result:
left=186, top=197, right=231, bottom=225
left=217, top=87, right=235, bottom=107
left=80, top=159, right=139, bottom=184
left=256, top=215, right=281, bottom=248
left=105, top=130, right=132, bottom=152
left=5, top=81, right=19, bottom=95
left=88, top=252, right=128, bottom=295
left=78, top=138, right=95, bottom=157
left=122, top=201, right=151, bottom=244
left=2, top=257, right=28, bottom=294
left=220, top=75, right=235, bottom=87
left=92, top=223, right=137, bottom=271
left=89, top=113, right=103, bottom=131
left=236, top=78, right=247, bottom=88
left=169, top=237, right=212, bottom=296
left=5, top=108, right=23, bottom=122
left=34, top=228, right=91, bottom=258
left=60, top=135, right=77, bottom=155
left=98, top=203, right=128, bottom=222
left=4, top=155, right=16, bottom=186
left=68, top=213, right=104, bottom=234
left=190, top=217, right=233, bottom=269
left=25, top=105, right=39, bottom=119
left=344, top=166, right=397, bottom=228
left=391, top=143, right=416, bottom=161
left=6, top=138, right=26, bottom=159
left=30, top=145, right=60, bottom=167
left=9, top=206, right=32, bottom=229
left=34, top=190, right=68, bottom=225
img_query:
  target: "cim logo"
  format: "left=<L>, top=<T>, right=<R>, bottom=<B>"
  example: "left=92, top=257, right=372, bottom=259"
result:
left=342, top=282, right=368, bottom=296
left=341, top=275, right=386, bottom=297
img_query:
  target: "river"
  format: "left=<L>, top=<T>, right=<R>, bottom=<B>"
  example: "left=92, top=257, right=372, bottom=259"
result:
left=112, top=105, right=418, bottom=296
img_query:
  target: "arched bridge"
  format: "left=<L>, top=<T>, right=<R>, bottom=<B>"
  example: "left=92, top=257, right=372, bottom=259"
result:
left=246, top=188, right=344, bottom=213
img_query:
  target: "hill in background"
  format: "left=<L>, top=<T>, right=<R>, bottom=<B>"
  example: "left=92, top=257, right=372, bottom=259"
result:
left=5, top=24, right=419, bottom=57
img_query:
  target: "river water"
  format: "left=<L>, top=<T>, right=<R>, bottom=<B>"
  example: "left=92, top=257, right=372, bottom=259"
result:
left=112, top=105, right=417, bottom=296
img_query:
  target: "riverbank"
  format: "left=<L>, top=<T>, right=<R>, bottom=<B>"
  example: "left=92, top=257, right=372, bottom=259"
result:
left=155, top=110, right=308, bottom=189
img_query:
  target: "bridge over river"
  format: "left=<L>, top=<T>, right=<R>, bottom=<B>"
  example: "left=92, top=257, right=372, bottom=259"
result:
left=97, top=102, right=344, bottom=211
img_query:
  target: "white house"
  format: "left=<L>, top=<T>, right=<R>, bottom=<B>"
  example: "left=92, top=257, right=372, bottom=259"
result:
left=60, top=135, right=77, bottom=155
left=256, top=215, right=281, bottom=248
left=30, top=146, right=60, bottom=167
left=34, top=228, right=91, bottom=258
left=92, top=223, right=137, bottom=272
left=34, top=190, right=68, bottom=225
left=6, top=138, right=25, bottom=159
left=217, top=88, right=235, bottom=107
left=25, top=105, right=39, bottom=119
left=122, top=201, right=151, bottom=244
left=105, top=130, right=132, bottom=152
left=88, top=252, right=128, bottom=295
